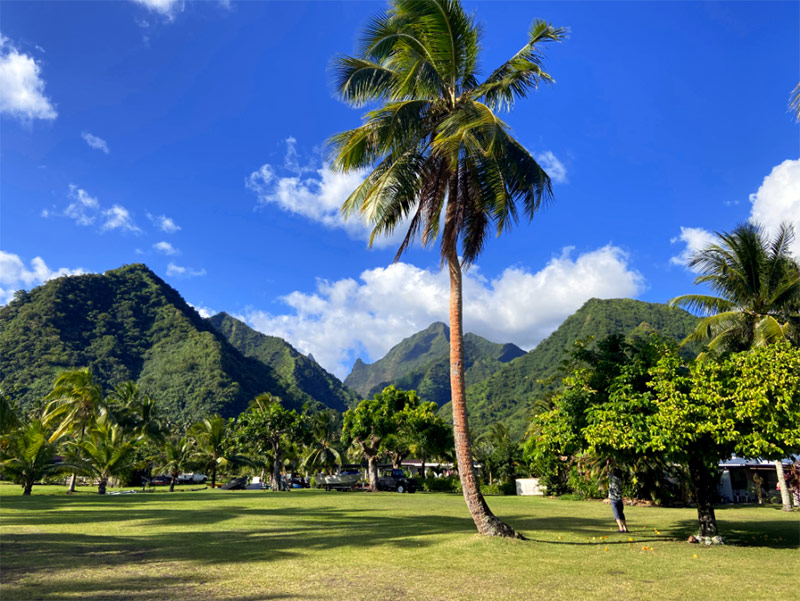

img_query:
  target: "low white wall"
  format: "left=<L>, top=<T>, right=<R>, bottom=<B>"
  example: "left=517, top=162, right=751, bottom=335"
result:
left=515, top=478, right=546, bottom=496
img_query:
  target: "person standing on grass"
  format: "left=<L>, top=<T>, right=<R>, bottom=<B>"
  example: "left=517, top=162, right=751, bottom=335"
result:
left=609, top=464, right=628, bottom=532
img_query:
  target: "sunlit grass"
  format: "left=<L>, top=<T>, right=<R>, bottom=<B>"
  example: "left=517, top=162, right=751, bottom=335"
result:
left=1, top=483, right=797, bottom=600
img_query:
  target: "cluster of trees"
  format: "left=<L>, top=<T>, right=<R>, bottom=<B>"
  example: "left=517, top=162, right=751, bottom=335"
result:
left=524, top=224, right=800, bottom=537
left=0, top=369, right=457, bottom=497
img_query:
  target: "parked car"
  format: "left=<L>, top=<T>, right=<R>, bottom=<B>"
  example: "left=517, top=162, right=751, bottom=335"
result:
left=377, top=469, right=417, bottom=493
left=176, top=473, right=207, bottom=484
left=149, top=475, right=172, bottom=486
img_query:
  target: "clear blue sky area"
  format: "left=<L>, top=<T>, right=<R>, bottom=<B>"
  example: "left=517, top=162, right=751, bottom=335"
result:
left=2, top=1, right=798, bottom=376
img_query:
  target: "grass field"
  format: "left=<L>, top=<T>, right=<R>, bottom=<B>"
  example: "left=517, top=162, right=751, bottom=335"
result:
left=1, top=484, right=797, bottom=600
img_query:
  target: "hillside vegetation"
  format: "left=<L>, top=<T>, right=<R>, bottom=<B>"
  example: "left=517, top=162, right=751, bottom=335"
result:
left=439, top=298, right=699, bottom=437
left=344, top=322, right=525, bottom=406
left=0, top=265, right=334, bottom=422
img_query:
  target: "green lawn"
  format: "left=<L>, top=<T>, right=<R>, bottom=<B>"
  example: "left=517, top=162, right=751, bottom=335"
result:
left=1, top=484, right=797, bottom=600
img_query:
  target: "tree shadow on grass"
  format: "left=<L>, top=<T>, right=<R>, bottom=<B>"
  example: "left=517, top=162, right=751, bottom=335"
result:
left=1, top=572, right=308, bottom=601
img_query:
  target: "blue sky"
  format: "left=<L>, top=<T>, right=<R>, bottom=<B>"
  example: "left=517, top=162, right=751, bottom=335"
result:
left=1, top=0, right=799, bottom=377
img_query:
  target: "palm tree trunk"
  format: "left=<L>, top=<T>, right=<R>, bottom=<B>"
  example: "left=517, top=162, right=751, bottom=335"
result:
left=98, top=477, right=107, bottom=495
left=774, top=460, right=792, bottom=511
left=272, top=444, right=283, bottom=491
left=211, top=466, right=217, bottom=489
left=23, top=479, right=33, bottom=496
left=447, top=251, right=522, bottom=539
left=67, top=472, right=77, bottom=493
left=169, top=476, right=176, bottom=493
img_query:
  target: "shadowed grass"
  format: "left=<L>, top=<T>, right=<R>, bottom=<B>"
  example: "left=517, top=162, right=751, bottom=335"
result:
left=1, top=483, right=797, bottom=600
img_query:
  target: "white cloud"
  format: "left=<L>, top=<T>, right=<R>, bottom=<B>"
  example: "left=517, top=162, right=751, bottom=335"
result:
left=535, top=151, right=567, bottom=184
left=153, top=241, right=179, bottom=255
left=189, top=302, right=214, bottom=318
left=246, top=139, right=411, bottom=249
left=669, top=226, right=717, bottom=272
left=240, top=245, right=644, bottom=377
left=748, top=158, right=800, bottom=257
left=101, top=205, right=141, bottom=233
left=0, top=34, right=57, bottom=121
left=166, top=262, right=205, bottom=277
left=65, top=185, right=100, bottom=226
left=81, top=132, right=109, bottom=154
left=0, top=251, right=84, bottom=305
left=131, top=0, right=184, bottom=19
left=148, top=213, right=181, bottom=233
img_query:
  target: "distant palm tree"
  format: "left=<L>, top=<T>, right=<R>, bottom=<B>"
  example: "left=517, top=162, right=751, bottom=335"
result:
left=330, top=0, right=564, bottom=538
left=1, top=419, right=72, bottom=495
left=670, top=223, right=800, bottom=354
left=190, top=415, right=251, bottom=488
left=42, top=368, right=106, bottom=492
left=107, top=381, right=164, bottom=444
left=301, top=410, right=342, bottom=475
left=157, top=435, right=195, bottom=492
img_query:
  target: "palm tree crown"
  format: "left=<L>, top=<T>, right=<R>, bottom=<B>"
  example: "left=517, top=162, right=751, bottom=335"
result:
left=670, top=222, right=800, bottom=354
left=331, top=0, right=565, bottom=263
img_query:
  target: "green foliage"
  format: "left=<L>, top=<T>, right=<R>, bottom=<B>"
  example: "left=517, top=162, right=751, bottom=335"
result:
left=0, top=418, right=71, bottom=494
left=209, top=312, right=357, bottom=412
left=670, top=222, right=800, bottom=354
left=441, top=298, right=699, bottom=438
left=420, top=476, right=460, bottom=493
left=0, top=264, right=337, bottom=425
left=344, top=323, right=524, bottom=407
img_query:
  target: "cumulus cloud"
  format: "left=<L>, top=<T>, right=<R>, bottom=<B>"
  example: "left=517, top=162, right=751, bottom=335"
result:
left=0, top=251, right=84, bottom=305
left=748, top=158, right=800, bottom=257
left=148, top=213, right=181, bottom=233
left=669, top=226, right=717, bottom=271
left=81, top=132, right=109, bottom=154
left=240, top=245, right=644, bottom=377
left=166, top=262, right=205, bottom=277
left=0, top=34, right=57, bottom=121
left=671, top=158, right=800, bottom=269
left=246, top=139, right=416, bottom=249
left=535, top=150, right=568, bottom=184
left=189, top=302, right=214, bottom=318
left=153, top=241, right=179, bottom=255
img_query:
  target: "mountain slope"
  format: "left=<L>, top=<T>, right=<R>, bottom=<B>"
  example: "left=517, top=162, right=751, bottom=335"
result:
left=438, top=297, right=699, bottom=437
left=0, top=264, right=321, bottom=422
left=208, top=312, right=357, bottom=412
left=344, top=322, right=525, bottom=406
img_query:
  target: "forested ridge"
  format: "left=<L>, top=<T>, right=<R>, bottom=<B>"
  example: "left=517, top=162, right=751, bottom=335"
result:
left=0, top=264, right=336, bottom=422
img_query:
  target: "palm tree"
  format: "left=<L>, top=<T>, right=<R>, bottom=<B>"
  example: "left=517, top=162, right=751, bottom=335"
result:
left=671, top=222, right=800, bottom=512
left=330, top=0, right=564, bottom=537
left=301, top=410, right=343, bottom=475
left=42, top=368, right=106, bottom=492
left=1, top=419, right=72, bottom=495
left=190, top=415, right=250, bottom=488
left=670, top=223, right=800, bottom=355
left=68, top=419, right=142, bottom=495
left=157, top=435, right=195, bottom=492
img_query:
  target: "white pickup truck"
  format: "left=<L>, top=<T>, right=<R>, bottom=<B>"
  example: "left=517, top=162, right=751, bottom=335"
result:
left=176, top=473, right=207, bottom=484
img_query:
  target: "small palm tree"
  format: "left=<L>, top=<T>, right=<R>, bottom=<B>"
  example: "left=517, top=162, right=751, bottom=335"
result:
left=67, top=419, right=142, bottom=494
left=670, top=222, right=800, bottom=355
left=157, top=435, right=195, bottom=492
left=1, top=419, right=72, bottom=495
left=331, top=0, right=564, bottom=538
left=190, top=415, right=251, bottom=488
left=42, top=368, right=107, bottom=492
left=301, top=410, right=342, bottom=475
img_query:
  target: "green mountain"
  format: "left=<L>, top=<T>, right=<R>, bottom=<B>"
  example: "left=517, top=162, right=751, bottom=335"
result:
left=207, top=312, right=356, bottom=412
left=438, top=298, right=699, bottom=438
left=0, top=264, right=332, bottom=423
left=344, top=322, right=525, bottom=406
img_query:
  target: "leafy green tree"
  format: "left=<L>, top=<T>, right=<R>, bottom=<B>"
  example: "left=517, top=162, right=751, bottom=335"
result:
left=404, top=402, right=453, bottom=478
left=670, top=222, right=800, bottom=509
left=670, top=223, right=800, bottom=355
left=190, top=414, right=250, bottom=488
left=42, top=368, right=107, bottom=492
left=236, top=394, right=306, bottom=491
left=479, top=423, right=521, bottom=485
left=1, top=419, right=73, bottom=495
left=68, top=419, right=143, bottom=495
left=331, top=0, right=564, bottom=538
left=343, top=386, right=417, bottom=491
